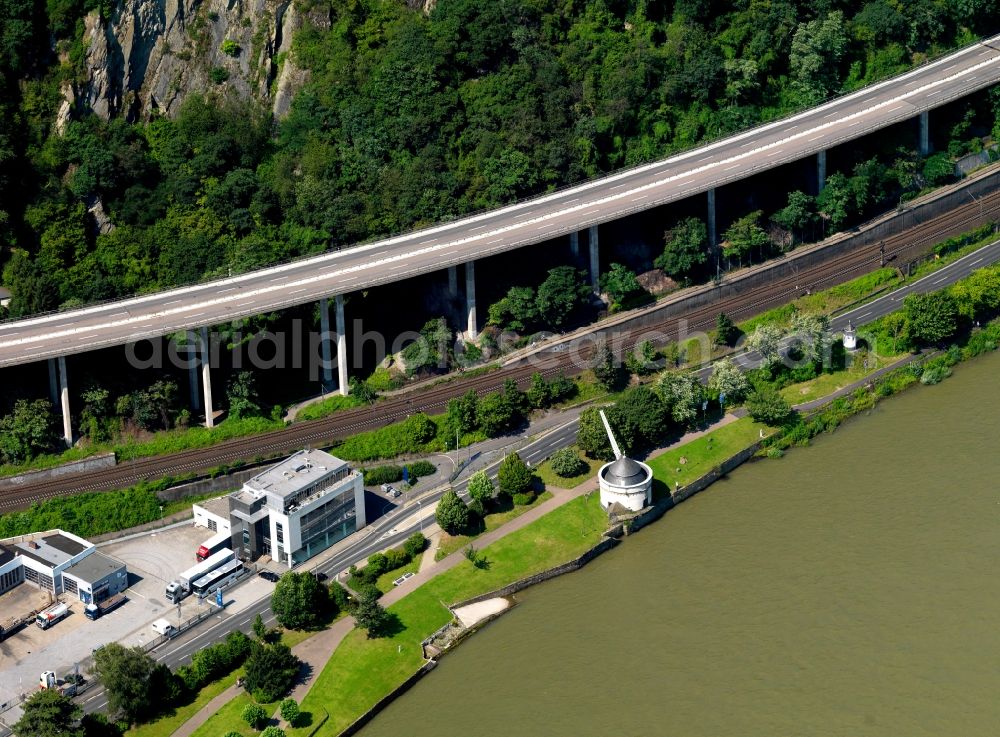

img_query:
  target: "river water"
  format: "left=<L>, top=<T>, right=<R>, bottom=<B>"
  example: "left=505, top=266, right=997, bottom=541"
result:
left=363, top=351, right=1000, bottom=737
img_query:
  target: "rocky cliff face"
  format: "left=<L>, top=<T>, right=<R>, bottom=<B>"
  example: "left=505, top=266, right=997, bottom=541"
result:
left=81, top=0, right=324, bottom=121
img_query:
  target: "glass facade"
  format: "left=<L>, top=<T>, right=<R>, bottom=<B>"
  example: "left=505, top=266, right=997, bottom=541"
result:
left=291, top=487, right=358, bottom=565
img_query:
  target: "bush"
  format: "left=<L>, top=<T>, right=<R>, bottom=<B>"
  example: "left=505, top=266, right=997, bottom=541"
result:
left=242, top=703, right=267, bottom=729
left=279, top=699, right=299, bottom=726
left=403, top=532, right=427, bottom=558
left=210, top=67, right=230, bottom=84
left=220, top=39, right=240, bottom=56
left=405, top=460, right=436, bottom=478
left=920, top=365, right=952, bottom=384
left=176, top=630, right=251, bottom=691
left=549, top=448, right=586, bottom=478
left=498, top=452, right=532, bottom=496
left=512, top=492, right=535, bottom=506
left=363, top=465, right=402, bottom=485
left=745, top=385, right=794, bottom=426
left=260, top=728, right=286, bottom=737
left=328, top=581, right=350, bottom=614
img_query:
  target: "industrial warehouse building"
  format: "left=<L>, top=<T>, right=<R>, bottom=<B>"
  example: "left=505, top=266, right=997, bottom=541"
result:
left=193, top=449, right=366, bottom=568
left=0, top=530, right=128, bottom=603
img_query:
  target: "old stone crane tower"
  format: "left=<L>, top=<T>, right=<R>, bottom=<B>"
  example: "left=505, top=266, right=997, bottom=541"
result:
left=597, top=410, right=653, bottom=513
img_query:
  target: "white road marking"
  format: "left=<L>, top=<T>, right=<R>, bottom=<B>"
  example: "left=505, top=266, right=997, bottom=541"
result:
left=724, top=164, right=741, bottom=171
left=631, top=195, right=649, bottom=201
left=932, top=276, right=950, bottom=285
left=766, top=150, right=783, bottom=157
left=808, top=134, right=825, bottom=142
left=927, top=89, right=943, bottom=97
left=971, top=257, right=984, bottom=265
left=289, top=288, right=308, bottom=294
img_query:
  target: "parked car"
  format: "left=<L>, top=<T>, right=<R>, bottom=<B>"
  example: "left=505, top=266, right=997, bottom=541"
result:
left=388, top=487, right=402, bottom=498
left=257, top=571, right=280, bottom=583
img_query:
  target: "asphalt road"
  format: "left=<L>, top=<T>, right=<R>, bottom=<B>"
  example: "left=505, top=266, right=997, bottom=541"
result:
left=9, top=238, right=995, bottom=729
left=2, top=34, right=1000, bottom=368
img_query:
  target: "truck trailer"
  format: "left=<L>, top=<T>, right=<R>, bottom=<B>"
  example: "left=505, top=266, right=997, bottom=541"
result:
left=35, top=603, right=70, bottom=630
left=196, top=530, right=231, bottom=561
left=166, top=548, right=234, bottom=603
left=84, top=592, right=127, bottom=620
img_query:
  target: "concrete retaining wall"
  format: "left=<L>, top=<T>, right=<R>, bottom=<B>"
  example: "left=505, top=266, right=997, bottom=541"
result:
left=0, top=453, right=116, bottom=489
left=154, top=466, right=264, bottom=502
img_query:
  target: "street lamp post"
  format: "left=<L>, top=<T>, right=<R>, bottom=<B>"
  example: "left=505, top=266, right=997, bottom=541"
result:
left=415, top=498, right=424, bottom=533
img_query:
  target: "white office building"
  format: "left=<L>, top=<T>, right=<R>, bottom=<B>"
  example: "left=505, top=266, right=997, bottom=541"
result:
left=226, top=449, right=366, bottom=568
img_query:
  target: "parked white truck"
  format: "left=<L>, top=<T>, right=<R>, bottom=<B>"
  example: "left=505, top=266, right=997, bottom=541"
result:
left=35, top=603, right=69, bottom=630
left=165, top=548, right=234, bottom=603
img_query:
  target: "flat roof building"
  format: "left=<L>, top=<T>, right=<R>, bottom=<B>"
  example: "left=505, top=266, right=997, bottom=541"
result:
left=0, top=530, right=128, bottom=601
left=219, top=449, right=366, bottom=568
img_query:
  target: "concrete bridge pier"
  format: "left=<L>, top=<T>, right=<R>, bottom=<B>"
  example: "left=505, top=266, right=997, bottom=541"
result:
left=707, top=188, right=717, bottom=248
left=588, top=225, right=600, bottom=295
left=48, top=358, right=58, bottom=407
left=200, top=326, right=214, bottom=428
left=335, top=294, right=348, bottom=396
left=57, top=356, right=72, bottom=447
left=465, top=261, right=478, bottom=340
left=187, top=331, right=201, bottom=412
left=817, top=149, right=827, bottom=193
left=569, top=231, right=580, bottom=259
left=319, top=297, right=334, bottom=389
left=447, top=266, right=458, bottom=298
left=919, top=111, right=931, bottom=156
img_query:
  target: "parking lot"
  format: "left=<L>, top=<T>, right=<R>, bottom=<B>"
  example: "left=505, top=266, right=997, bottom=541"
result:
left=0, top=523, right=238, bottom=708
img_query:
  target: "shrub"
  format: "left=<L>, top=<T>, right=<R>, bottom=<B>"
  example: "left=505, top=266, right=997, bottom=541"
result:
left=210, top=67, right=230, bottom=84
left=403, top=532, right=427, bottom=558
left=364, top=465, right=402, bottom=485
left=512, top=492, right=535, bottom=506
left=220, top=39, right=240, bottom=56
left=498, top=452, right=532, bottom=496
left=549, top=448, right=586, bottom=478
left=405, top=460, right=436, bottom=478
left=261, top=728, right=286, bottom=737
left=745, top=385, right=794, bottom=426
left=242, top=703, right=267, bottom=729
left=328, top=581, right=350, bottom=614
left=279, top=699, right=299, bottom=726
left=920, top=365, right=952, bottom=384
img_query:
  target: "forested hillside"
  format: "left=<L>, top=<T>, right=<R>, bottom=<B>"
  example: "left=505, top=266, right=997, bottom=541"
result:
left=0, top=0, right=997, bottom=317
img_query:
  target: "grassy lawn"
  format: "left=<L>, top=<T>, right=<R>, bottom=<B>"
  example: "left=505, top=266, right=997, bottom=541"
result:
left=295, top=394, right=362, bottom=422
left=293, top=492, right=606, bottom=737
left=535, top=448, right=602, bottom=489
left=374, top=557, right=421, bottom=594
left=435, top=491, right=554, bottom=560
left=778, top=354, right=904, bottom=405
left=647, top=417, right=767, bottom=491
left=188, top=689, right=280, bottom=737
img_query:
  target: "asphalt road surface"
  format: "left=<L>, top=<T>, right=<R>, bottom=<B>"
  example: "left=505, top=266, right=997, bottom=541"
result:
left=2, top=35, right=1000, bottom=368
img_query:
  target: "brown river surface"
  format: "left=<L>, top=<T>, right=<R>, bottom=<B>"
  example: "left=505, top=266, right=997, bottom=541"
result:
left=362, top=351, right=1000, bottom=737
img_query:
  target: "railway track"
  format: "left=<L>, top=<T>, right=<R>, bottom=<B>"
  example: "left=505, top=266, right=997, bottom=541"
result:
left=3, top=191, right=999, bottom=512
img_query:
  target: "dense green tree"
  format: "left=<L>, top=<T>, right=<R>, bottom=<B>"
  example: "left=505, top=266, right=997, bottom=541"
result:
left=252, top=612, right=267, bottom=641
left=0, top=399, right=58, bottom=464
left=746, top=384, right=794, bottom=426
left=771, top=191, right=817, bottom=244
left=904, top=291, right=960, bottom=346
left=722, top=210, right=769, bottom=268
left=13, top=688, right=83, bottom=737
left=576, top=407, right=613, bottom=461
left=92, top=644, right=158, bottom=723
left=654, top=217, right=708, bottom=280
left=714, top=312, right=739, bottom=347
left=526, top=372, right=550, bottom=409
left=789, top=11, right=848, bottom=105
left=609, top=386, right=669, bottom=452
left=599, top=263, right=642, bottom=305
left=467, top=470, right=494, bottom=503
left=487, top=286, right=538, bottom=332
left=789, top=313, right=831, bottom=365
left=535, top=267, right=589, bottom=328
left=591, top=340, right=622, bottom=390
left=354, top=588, right=390, bottom=638
left=476, top=391, right=516, bottom=436
left=270, top=572, right=327, bottom=630
left=435, top=488, right=470, bottom=534
left=226, top=371, right=261, bottom=420
left=243, top=642, right=300, bottom=703
left=279, top=699, right=299, bottom=726
left=497, top=452, right=532, bottom=497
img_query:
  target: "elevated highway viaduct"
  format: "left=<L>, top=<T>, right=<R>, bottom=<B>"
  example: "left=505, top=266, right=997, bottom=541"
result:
left=4, top=34, right=1000, bottom=444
